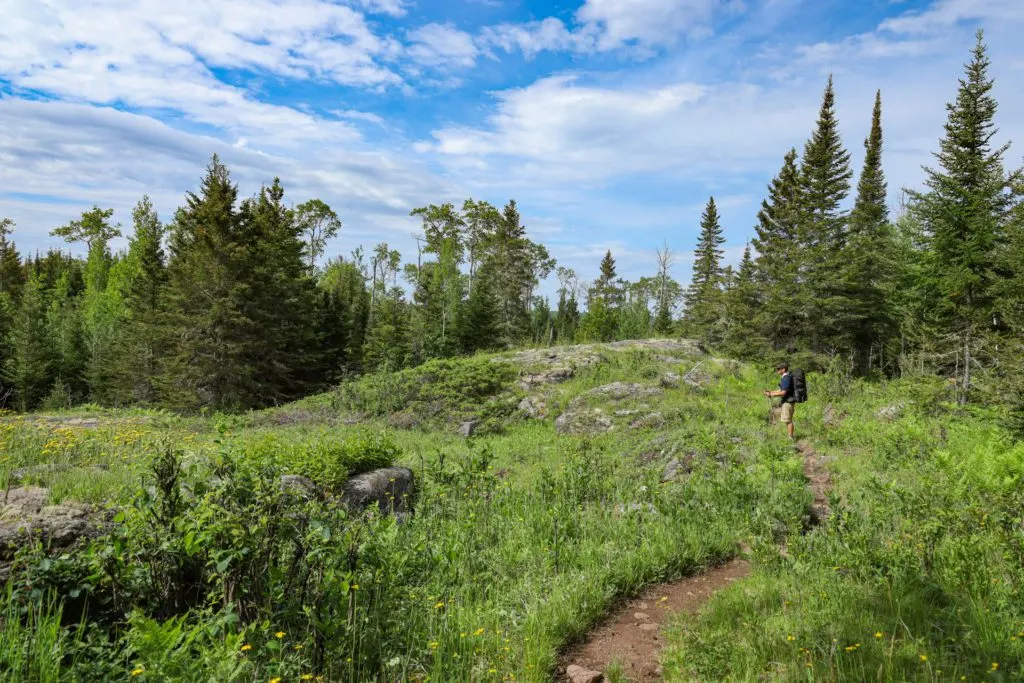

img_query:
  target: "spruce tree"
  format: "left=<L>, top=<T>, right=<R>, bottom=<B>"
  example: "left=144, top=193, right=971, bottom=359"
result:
left=799, top=76, right=853, bottom=353
left=0, top=218, right=23, bottom=301
left=162, top=156, right=253, bottom=410
left=684, top=197, right=726, bottom=344
left=722, top=245, right=763, bottom=357
left=752, top=149, right=804, bottom=350
left=113, top=197, right=167, bottom=404
left=2, top=272, right=55, bottom=411
left=580, top=251, right=621, bottom=341
left=908, top=31, right=1020, bottom=402
left=837, top=91, right=898, bottom=374
left=456, top=263, right=499, bottom=353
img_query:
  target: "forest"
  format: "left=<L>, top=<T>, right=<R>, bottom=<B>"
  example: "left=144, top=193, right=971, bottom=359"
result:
left=1, top=32, right=1021, bottom=419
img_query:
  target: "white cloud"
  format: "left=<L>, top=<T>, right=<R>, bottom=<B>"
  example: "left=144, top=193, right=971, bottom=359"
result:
left=880, top=0, right=1024, bottom=35
left=478, top=18, right=582, bottom=58
left=0, top=98, right=452, bottom=257
left=407, top=23, right=480, bottom=69
left=420, top=74, right=816, bottom=183
left=575, top=0, right=742, bottom=50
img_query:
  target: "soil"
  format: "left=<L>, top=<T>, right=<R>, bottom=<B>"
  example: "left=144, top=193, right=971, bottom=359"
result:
left=558, top=557, right=751, bottom=681
left=558, top=440, right=835, bottom=681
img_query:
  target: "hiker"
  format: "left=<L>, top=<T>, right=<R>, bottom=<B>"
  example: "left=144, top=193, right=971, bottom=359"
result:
left=764, top=362, right=798, bottom=439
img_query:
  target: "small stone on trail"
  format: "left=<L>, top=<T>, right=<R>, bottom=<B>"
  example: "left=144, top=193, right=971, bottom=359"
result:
left=638, top=623, right=659, bottom=632
left=566, top=664, right=604, bottom=683
left=633, top=612, right=651, bottom=621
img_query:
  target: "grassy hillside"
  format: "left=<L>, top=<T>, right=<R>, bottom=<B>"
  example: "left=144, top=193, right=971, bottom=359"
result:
left=2, top=342, right=1021, bottom=681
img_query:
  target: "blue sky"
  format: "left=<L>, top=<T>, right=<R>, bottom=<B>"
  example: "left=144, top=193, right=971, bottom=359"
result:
left=2, top=0, right=1023, bottom=294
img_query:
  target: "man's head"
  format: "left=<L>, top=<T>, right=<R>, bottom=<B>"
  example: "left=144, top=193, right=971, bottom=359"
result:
left=775, top=362, right=789, bottom=376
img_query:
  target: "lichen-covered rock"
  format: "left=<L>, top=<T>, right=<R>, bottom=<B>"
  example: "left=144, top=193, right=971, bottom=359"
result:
left=555, top=410, right=614, bottom=435
left=630, top=412, right=664, bottom=430
left=341, top=467, right=416, bottom=516
left=457, top=420, right=479, bottom=437
left=518, top=396, right=548, bottom=419
left=0, top=487, right=111, bottom=561
left=585, top=382, right=663, bottom=401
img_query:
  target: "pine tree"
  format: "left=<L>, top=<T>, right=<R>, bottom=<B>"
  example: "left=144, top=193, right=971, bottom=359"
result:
left=908, top=31, right=1020, bottom=402
left=684, top=197, right=726, bottom=344
left=2, top=272, right=55, bottom=411
left=799, top=76, right=853, bottom=353
left=487, top=200, right=534, bottom=345
left=837, top=91, right=898, bottom=374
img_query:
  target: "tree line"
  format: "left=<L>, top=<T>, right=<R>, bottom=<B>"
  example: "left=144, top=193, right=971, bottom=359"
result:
left=680, top=31, right=1024, bottom=409
left=1, top=32, right=1021, bottom=413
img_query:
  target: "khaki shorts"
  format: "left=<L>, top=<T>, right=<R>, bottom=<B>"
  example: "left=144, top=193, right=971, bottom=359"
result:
left=780, top=402, right=795, bottom=424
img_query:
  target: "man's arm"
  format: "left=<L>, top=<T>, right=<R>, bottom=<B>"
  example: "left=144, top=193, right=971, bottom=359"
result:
left=764, top=389, right=785, bottom=397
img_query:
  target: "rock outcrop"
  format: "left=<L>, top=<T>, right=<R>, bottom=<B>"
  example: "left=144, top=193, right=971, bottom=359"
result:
left=0, top=487, right=112, bottom=561
left=341, top=467, right=416, bottom=516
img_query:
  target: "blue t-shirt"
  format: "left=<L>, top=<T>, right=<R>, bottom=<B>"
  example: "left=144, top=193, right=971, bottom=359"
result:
left=779, top=373, right=795, bottom=403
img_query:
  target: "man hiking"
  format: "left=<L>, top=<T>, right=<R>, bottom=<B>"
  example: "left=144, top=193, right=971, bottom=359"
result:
left=764, top=362, right=798, bottom=439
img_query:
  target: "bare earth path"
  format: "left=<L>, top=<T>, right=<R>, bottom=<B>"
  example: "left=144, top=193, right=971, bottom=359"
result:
left=558, top=439, right=833, bottom=682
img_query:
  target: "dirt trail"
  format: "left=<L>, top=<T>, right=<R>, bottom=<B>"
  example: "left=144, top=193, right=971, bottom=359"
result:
left=558, top=440, right=834, bottom=682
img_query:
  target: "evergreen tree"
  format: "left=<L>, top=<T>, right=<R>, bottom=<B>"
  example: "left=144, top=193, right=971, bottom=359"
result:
left=580, top=251, right=621, bottom=342
left=319, top=254, right=371, bottom=378
left=798, top=76, right=853, bottom=352
left=363, top=288, right=411, bottom=371
left=2, top=272, right=55, bottom=411
left=908, top=31, right=1020, bottom=402
left=456, top=263, right=500, bottom=354
left=45, top=272, right=86, bottom=400
left=113, top=197, right=167, bottom=404
left=162, top=156, right=253, bottom=410
left=684, top=197, right=726, bottom=344
left=722, top=245, right=764, bottom=358
left=0, top=218, right=23, bottom=301
left=486, top=200, right=534, bottom=345
left=240, top=178, right=321, bottom=402
left=837, top=91, right=898, bottom=374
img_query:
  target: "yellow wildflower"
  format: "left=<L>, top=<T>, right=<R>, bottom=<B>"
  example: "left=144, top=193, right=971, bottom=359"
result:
left=919, top=655, right=928, bottom=662
left=270, top=678, right=282, bottom=683
left=434, top=601, right=445, bottom=609
left=241, top=644, right=252, bottom=652
left=301, top=676, right=315, bottom=681
left=275, top=631, right=286, bottom=639
left=787, top=635, right=795, bottom=642
left=474, top=628, right=485, bottom=636
left=875, top=632, right=883, bottom=639
left=992, top=663, right=999, bottom=671
left=131, top=669, right=145, bottom=677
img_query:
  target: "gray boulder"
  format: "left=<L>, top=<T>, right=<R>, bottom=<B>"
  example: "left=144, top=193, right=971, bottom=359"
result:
left=457, top=420, right=479, bottom=438
left=1, top=487, right=110, bottom=561
left=341, top=467, right=416, bottom=516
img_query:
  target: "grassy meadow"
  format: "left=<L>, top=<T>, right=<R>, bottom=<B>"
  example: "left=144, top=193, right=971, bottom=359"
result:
left=1, top=342, right=1022, bottom=682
